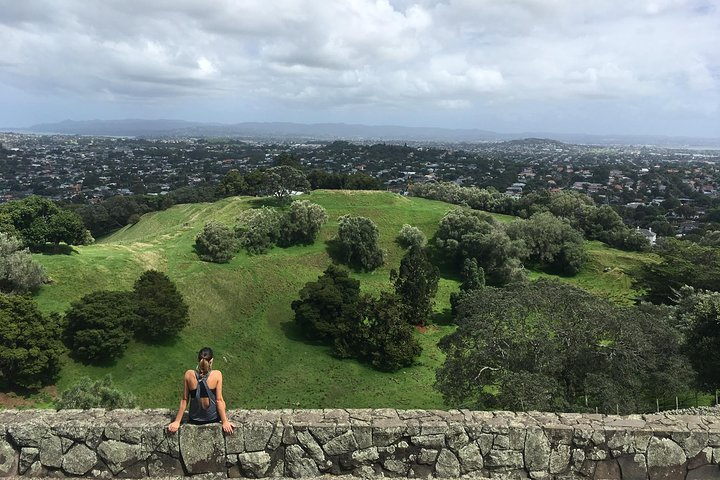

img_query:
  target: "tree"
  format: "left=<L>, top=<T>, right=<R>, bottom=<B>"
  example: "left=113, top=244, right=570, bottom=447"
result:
left=291, top=265, right=362, bottom=357
left=678, top=288, right=720, bottom=390
left=133, top=270, right=190, bottom=341
left=235, top=207, right=283, bottom=254
left=335, top=215, right=385, bottom=271
left=391, top=246, right=439, bottom=326
left=460, top=257, right=485, bottom=291
left=216, top=170, right=248, bottom=197
left=0, top=294, right=64, bottom=389
left=64, top=291, right=139, bottom=363
left=195, top=221, right=237, bottom=263
left=280, top=200, right=328, bottom=246
left=397, top=224, right=427, bottom=248
left=358, top=292, right=421, bottom=371
left=259, top=166, right=310, bottom=204
left=0, top=233, right=47, bottom=294
left=56, top=376, right=137, bottom=410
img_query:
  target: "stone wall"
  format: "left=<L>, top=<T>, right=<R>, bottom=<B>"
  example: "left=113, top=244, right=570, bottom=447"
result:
left=1, top=409, right=720, bottom=479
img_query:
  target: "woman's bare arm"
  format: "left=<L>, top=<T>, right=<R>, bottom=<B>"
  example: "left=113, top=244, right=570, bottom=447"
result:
left=167, top=370, right=191, bottom=433
left=214, top=371, right=234, bottom=434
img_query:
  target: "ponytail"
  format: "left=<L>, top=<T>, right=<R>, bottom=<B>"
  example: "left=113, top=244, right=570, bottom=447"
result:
left=197, top=347, right=214, bottom=378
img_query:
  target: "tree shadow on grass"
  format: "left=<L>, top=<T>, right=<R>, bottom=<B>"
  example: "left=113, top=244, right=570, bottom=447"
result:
left=248, top=197, right=286, bottom=209
left=280, top=320, right=327, bottom=348
left=39, top=244, right=78, bottom=255
left=430, top=307, right=455, bottom=327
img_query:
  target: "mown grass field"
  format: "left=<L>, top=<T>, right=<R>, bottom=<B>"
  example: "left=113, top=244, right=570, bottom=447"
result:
left=29, top=190, right=657, bottom=409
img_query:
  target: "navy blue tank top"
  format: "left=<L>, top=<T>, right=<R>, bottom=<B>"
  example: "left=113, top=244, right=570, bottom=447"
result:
left=189, top=371, right=219, bottom=424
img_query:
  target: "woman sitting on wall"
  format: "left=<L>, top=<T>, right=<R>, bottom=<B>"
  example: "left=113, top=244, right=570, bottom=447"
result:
left=167, top=347, right=234, bottom=433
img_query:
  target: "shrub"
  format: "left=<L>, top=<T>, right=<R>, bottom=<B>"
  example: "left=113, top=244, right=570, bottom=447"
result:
left=392, top=246, right=439, bottom=326
left=64, top=291, right=138, bottom=363
left=56, top=376, right=137, bottom=409
left=397, top=224, right=426, bottom=248
left=235, top=207, right=283, bottom=254
left=335, top=215, right=385, bottom=271
left=133, top=270, right=189, bottom=340
left=195, top=221, right=237, bottom=263
left=280, top=201, right=328, bottom=246
left=0, top=294, right=64, bottom=389
left=0, top=232, right=47, bottom=294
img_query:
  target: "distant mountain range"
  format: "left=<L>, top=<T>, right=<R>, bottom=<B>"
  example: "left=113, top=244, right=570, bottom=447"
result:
left=8, top=118, right=720, bottom=148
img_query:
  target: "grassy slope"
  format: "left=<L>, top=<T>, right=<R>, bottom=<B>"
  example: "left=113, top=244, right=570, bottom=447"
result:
left=32, top=191, right=655, bottom=408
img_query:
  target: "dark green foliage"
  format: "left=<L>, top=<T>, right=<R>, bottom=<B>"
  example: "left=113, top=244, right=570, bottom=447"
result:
left=279, top=200, right=328, bottom=246
left=307, top=170, right=383, bottom=190
left=0, top=295, right=64, bottom=389
left=460, top=258, right=485, bottom=291
left=392, top=246, right=439, bottom=326
left=0, top=233, right=47, bottom=294
left=259, top=166, right=310, bottom=204
left=195, top=221, right=237, bottom=263
left=358, top=292, right=422, bottom=371
left=335, top=215, right=385, bottom=271
left=678, top=288, right=720, bottom=390
left=291, top=265, right=361, bottom=348
left=56, top=376, right=137, bottom=409
left=436, top=279, right=694, bottom=413
left=217, top=170, right=249, bottom=197
left=640, top=239, right=720, bottom=303
left=397, top=224, right=427, bottom=248
left=235, top=207, right=283, bottom=254
left=0, top=196, right=89, bottom=250
left=64, top=291, right=139, bottom=363
left=435, top=209, right=525, bottom=286
left=507, top=212, right=586, bottom=275
left=133, top=270, right=189, bottom=341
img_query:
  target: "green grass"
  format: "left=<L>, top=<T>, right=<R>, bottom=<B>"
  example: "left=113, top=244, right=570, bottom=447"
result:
left=29, top=191, right=658, bottom=408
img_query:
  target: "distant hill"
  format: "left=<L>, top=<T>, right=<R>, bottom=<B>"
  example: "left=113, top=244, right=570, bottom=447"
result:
left=14, top=118, right=720, bottom=148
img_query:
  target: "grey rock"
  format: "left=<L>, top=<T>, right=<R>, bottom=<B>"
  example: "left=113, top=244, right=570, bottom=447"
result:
left=373, top=425, right=404, bottom=446
left=509, top=428, right=526, bottom=451
left=104, top=423, right=142, bottom=444
left=549, top=444, right=571, bottom=474
left=285, top=444, right=320, bottom=478
left=617, top=453, right=648, bottom=480
left=477, top=434, right=494, bottom=455
left=19, top=447, right=38, bottom=474
left=308, top=425, right=337, bottom=445
left=7, top=422, right=46, bottom=448
left=225, top=426, right=245, bottom=455
left=179, top=425, right=225, bottom=473
left=25, top=460, right=43, bottom=476
left=647, top=437, right=687, bottom=467
left=525, top=428, right=551, bottom=471
left=147, top=452, right=184, bottom=477
left=244, top=423, right=274, bottom=452
left=418, top=448, right=438, bottom=465
left=282, top=426, right=297, bottom=445
left=494, top=434, right=510, bottom=449
left=349, top=447, right=379, bottom=466
left=142, top=426, right=180, bottom=457
left=384, top=459, right=409, bottom=475
left=486, top=449, right=524, bottom=470
left=62, top=443, right=98, bottom=475
left=446, top=425, right=470, bottom=451
left=40, top=434, right=63, bottom=468
left=688, top=447, right=713, bottom=469
left=411, top=434, right=445, bottom=448
left=0, top=438, right=18, bottom=476
left=672, top=431, right=708, bottom=458
left=593, top=458, right=621, bottom=479
left=267, top=425, right=283, bottom=450
left=435, top=449, right=460, bottom=478
left=296, top=430, right=325, bottom=464
left=589, top=447, right=608, bottom=461
left=97, top=439, right=142, bottom=475
left=352, top=426, right=372, bottom=449
left=687, top=465, right=720, bottom=480
left=238, top=451, right=271, bottom=477
left=323, top=430, right=358, bottom=456
left=457, top=442, right=483, bottom=472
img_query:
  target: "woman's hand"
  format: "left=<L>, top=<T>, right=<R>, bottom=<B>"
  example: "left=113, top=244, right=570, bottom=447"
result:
left=167, top=421, right=181, bottom=433
left=222, top=421, right=235, bottom=434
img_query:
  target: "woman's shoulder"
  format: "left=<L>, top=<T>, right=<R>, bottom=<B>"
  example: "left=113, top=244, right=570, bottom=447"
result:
left=209, top=369, right=223, bottom=379
left=183, top=369, right=196, bottom=379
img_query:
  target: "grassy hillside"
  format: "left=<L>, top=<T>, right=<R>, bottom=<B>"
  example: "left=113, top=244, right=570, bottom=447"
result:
left=30, top=190, right=656, bottom=409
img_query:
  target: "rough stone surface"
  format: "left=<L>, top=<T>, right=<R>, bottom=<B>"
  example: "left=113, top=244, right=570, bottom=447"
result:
left=0, top=438, right=17, bottom=476
left=61, top=443, right=97, bottom=475
left=525, top=428, right=551, bottom=471
left=435, top=449, right=460, bottom=478
left=18, top=447, right=38, bottom=475
left=179, top=425, right=225, bottom=473
left=285, top=444, right=320, bottom=478
left=39, top=434, right=63, bottom=468
left=238, top=451, right=271, bottom=477
left=322, top=430, right=358, bottom=456
left=97, top=439, right=142, bottom=475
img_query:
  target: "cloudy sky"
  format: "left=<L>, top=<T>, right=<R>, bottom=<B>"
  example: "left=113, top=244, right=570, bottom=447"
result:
left=1, top=0, right=719, bottom=137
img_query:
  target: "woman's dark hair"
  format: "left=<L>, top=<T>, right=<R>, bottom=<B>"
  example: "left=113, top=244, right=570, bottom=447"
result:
left=197, top=347, right=214, bottom=377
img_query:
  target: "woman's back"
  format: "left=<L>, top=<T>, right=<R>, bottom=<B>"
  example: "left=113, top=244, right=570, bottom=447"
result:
left=187, top=369, right=220, bottom=424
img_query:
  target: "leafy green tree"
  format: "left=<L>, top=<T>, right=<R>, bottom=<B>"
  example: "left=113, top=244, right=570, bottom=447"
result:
left=46, top=209, right=89, bottom=246
left=64, top=291, right=139, bottom=363
left=291, top=265, right=362, bottom=357
left=0, top=294, right=64, bottom=389
left=259, top=166, right=310, bottom=204
left=358, top=292, right=421, bottom=371
left=195, top=221, right=237, bottom=263
left=0, top=233, right=47, bottom=294
left=280, top=200, right=328, bottom=246
left=133, top=270, right=190, bottom=341
left=460, top=257, right=485, bottom=291
left=391, top=246, right=439, bottom=326
left=678, top=288, right=720, bottom=390
left=216, top=170, right=248, bottom=197
left=335, top=215, right=385, bottom=271
left=56, top=376, right=137, bottom=410
left=507, top=212, right=585, bottom=275
left=397, top=224, right=427, bottom=248
left=235, top=207, right=283, bottom=254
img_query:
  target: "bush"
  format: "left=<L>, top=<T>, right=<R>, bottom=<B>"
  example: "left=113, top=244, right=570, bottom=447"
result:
left=335, top=215, right=385, bottom=271
left=392, top=246, right=439, bottom=326
left=235, top=207, right=283, bottom=254
left=0, top=232, right=47, bottom=294
left=64, top=291, right=138, bottom=363
left=0, top=294, right=64, bottom=389
left=56, top=376, right=137, bottom=409
left=280, top=201, right=328, bottom=246
left=195, top=221, right=237, bottom=263
left=397, top=224, right=426, bottom=248
left=133, top=270, right=189, bottom=341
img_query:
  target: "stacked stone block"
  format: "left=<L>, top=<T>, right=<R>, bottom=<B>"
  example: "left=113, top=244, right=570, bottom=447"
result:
left=0, top=408, right=719, bottom=478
